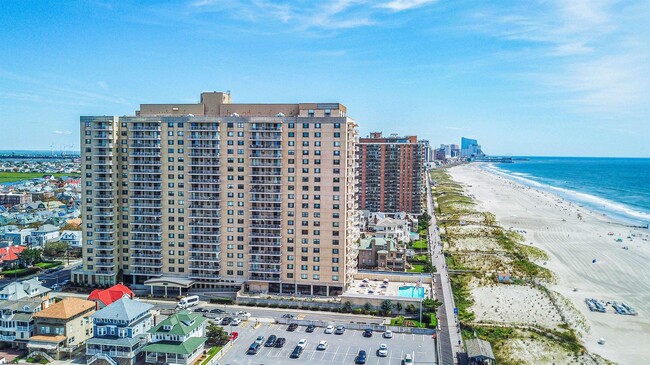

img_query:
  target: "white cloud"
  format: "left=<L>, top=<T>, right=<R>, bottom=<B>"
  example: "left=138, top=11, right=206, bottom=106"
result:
left=97, top=81, right=109, bottom=90
left=378, top=0, right=438, bottom=12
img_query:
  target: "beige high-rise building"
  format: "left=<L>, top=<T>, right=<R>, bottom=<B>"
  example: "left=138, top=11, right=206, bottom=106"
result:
left=73, top=92, right=360, bottom=297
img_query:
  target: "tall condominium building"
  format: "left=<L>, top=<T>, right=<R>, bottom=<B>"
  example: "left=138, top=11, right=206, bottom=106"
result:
left=73, top=92, right=360, bottom=297
left=357, top=132, right=425, bottom=214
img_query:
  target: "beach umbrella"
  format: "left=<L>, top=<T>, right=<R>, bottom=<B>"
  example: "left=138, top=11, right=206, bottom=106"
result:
left=592, top=259, right=597, bottom=263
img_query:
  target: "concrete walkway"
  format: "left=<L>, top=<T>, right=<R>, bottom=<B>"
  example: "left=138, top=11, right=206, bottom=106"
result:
left=426, top=170, right=463, bottom=364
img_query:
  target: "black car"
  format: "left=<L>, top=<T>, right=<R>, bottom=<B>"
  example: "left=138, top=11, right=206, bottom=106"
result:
left=221, top=317, right=232, bottom=325
left=306, top=324, right=315, bottom=333
left=363, top=329, right=373, bottom=337
left=355, top=350, right=367, bottom=364
left=282, top=314, right=295, bottom=318
left=193, top=308, right=208, bottom=313
left=209, top=308, right=225, bottom=314
left=264, top=335, right=277, bottom=347
left=290, top=345, right=304, bottom=359
left=247, top=343, right=261, bottom=355
left=287, top=323, right=298, bottom=331
left=274, top=337, right=286, bottom=348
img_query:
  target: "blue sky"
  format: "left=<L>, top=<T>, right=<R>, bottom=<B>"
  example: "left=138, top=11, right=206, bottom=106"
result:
left=1, top=0, right=649, bottom=157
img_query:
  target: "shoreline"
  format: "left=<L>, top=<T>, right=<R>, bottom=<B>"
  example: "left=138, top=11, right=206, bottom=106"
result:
left=481, top=162, right=650, bottom=229
left=448, top=164, right=650, bottom=365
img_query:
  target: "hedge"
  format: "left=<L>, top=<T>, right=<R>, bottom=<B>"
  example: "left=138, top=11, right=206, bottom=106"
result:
left=209, top=298, right=235, bottom=305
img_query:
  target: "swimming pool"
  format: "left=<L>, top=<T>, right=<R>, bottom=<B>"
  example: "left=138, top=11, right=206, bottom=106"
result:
left=397, top=286, right=425, bottom=298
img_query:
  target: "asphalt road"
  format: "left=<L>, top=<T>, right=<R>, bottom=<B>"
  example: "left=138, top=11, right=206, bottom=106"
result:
left=0, top=264, right=78, bottom=289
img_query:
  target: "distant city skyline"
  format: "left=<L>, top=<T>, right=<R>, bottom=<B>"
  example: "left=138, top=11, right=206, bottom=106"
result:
left=1, top=1, right=649, bottom=157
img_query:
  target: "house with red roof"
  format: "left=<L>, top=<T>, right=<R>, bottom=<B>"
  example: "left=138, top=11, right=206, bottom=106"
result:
left=87, top=284, right=135, bottom=309
left=0, top=245, right=26, bottom=267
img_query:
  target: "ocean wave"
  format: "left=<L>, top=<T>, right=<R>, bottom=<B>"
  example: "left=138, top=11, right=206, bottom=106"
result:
left=481, top=163, right=650, bottom=225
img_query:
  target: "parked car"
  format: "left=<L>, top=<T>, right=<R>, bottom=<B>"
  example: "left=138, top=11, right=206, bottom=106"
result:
left=383, top=330, right=393, bottom=339
left=403, top=353, right=413, bottom=364
left=306, top=324, right=315, bottom=333
left=297, top=339, right=307, bottom=348
left=363, top=329, right=373, bottom=337
left=274, top=337, right=286, bottom=348
left=264, top=335, right=277, bottom=347
left=254, top=335, right=265, bottom=345
left=209, top=308, right=225, bottom=314
left=236, top=311, right=251, bottom=319
left=324, top=325, right=334, bottom=334
left=355, top=350, right=367, bottom=364
left=247, top=343, right=261, bottom=355
left=335, top=326, right=345, bottom=335
left=282, top=314, right=295, bottom=319
left=228, top=332, right=239, bottom=341
left=193, top=307, right=208, bottom=313
left=317, top=340, right=328, bottom=350
left=287, top=323, right=298, bottom=331
left=221, top=317, right=232, bottom=325
left=377, top=344, right=388, bottom=357
left=231, top=318, right=242, bottom=326
left=290, top=345, right=304, bottom=359
left=210, top=318, right=222, bottom=325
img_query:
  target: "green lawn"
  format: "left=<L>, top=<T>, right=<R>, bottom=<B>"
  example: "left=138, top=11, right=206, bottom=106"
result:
left=411, top=239, right=428, bottom=250
left=407, top=264, right=424, bottom=273
left=0, top=172, right=69, bottom=183
left=35, top=261, right=63, bottom=270
left=201, top=346, right=223, bottom=365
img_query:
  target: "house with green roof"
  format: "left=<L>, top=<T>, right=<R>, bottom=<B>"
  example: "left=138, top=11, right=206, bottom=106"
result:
left=358, top=237, right=405, bottom=271
left=142, top=310, right=207, bottom=365
left=86, top=297, right=154, bottom=365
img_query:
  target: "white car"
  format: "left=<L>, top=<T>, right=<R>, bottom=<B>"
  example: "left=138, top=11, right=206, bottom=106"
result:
left=236, top=311, right=251, bottom=319
left=231, top=318, right=242, bottom=326
left=324, top=325, right=334, bottom=334
left=210, top=318, right=222, bottom=325
left=297, top=339, right=307, bottom=348
left=377, top=344, right=388, bottom=357
left=317, top=340, right=328, bottom=350
left=383, top=330, right=393, bottom=338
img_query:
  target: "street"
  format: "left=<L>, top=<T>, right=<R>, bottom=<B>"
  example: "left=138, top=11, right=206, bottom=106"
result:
left=427, top=170, right=463, bottom=364
left=0, top=263, right=79, bottom=290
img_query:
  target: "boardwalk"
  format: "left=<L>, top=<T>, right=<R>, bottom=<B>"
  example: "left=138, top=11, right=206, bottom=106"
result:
left=426, top=171, right=463, bottom=364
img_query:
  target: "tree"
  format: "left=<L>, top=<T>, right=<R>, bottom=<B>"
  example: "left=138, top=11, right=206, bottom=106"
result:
left=396, top=302, right=403, bottom=313
left=422, top=298, right=443, bottom=311
left=418, top=212, right=431, bottom=230
left=380, top=300, right=394, bottom=315
left=206, top=322, right=229, bottom=346
left=43, top=242, right=69, bottom=258
left=342, top=301, right=353, bottom=313
left=363, top=302, right=373, bottom=312
left=405, top=303, right=417, bottom=313
left=423, top=260, right=437, bottom=274
left=19, top=248, right=42, bottom=266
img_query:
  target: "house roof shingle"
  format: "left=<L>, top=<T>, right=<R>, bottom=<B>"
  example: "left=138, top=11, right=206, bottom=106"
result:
left=33, top=297, right=94, bottom=320
left=87, top=284, right=134, bottom=307
left=91, top=297, right=153, bottom=321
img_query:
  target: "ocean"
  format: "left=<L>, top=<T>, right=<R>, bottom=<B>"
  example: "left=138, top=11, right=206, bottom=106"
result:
left=484, top=157, right=650, bottom=227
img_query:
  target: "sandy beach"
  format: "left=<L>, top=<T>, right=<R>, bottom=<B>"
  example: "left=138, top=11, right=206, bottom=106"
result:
left=448, top=164, right=650, bottom=365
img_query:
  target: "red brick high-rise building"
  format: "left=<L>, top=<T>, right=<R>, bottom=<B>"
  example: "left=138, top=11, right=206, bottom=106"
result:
left=357, top=132, right=425, bottom=214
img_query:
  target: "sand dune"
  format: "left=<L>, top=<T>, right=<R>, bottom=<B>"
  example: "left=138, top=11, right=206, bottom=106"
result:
left=449, top=164, right=650, bottom=365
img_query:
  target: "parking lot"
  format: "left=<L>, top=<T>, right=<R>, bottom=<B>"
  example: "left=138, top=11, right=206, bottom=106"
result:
left=216, top=321, right=435, bottom=365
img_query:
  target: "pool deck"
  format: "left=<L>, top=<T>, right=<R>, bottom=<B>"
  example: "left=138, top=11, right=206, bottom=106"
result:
left=346, top=278, right=432, bottom=299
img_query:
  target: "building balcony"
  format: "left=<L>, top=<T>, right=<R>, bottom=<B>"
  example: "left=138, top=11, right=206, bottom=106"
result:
left=189, top=254, right=220, bottom=262
left=189, top=194, right=221, bottom=201
left=249, top=214, right=282, bottom=221
left=188, top=151, right=219, bottom=157
left=131, top=177, right=162, bottom=183
left=188, top=264, right=220, bottom=271
left=188, top=124, right=219, bottom=132
left=249, top=143, right=282, bottom=150
left=189, top=220, right=220, bottom=228
left=189, top=272, right=219, bottom=279
left=188, top=187, right=221, bottom=193
left=130, top=126, right=161, bottom=131
left=248, top=124, right=282, bottom=132
left=248, top=133, right=282, bottom=141
left=131, top=253, right=163, bottom=259
left=188, top=247, right=220, bottom=254
left=130, top=269, right=162, bottom=276
left=188, top=204, right=220, bottom=211
left=249, top=205, right=282, bottom=212
left=95, top=245, right=115, bottom=251
left=187, top=160, right=220, bottom=167
left=250, top=224, right=281, bottom=230
left=190, top=143, right=219, bottom=149
left=94, top=228, right=115, bottom=234
left=249, top=267, right=281, bottom=274
left=95, top=253, right=115, bottom=259
left=130, top=226, right=163, bottom=233
left=248, top=258, right=281, bottom=264
left=188, top=178, right=220, bottom=184
left=130, top=185, right=162, bottom=192
left=131, top=234, right=163, bottom=243
left=130, top=202, right=162, bottom=208
left=130, top=160, right=162, bottom=166
left=95, top=261, right=115, bottom=268
left=95, top=270, right=116, bottom=276
left=131, top=261, right=163, bottom=268
left=86, top=348, right=134, bottom=357
left=129, top=152, right=161, bottom=157
left=188, top=212, right=220, bottom=219
left=130, top=194, right=162, bottom=200
left=248, top=274, right=281, bottom=282
left=188, top=238, right=220, bottom=245
left=131, top=210, right=162, bottom=217
left=189, top=229, right=220, bottom=236
left=95, top=236, right=115, bottom=243
left=250, top=178, right=282, bottom=185
left=248, top=197, right=282, bottom=203
left=249, top=152, right=282, bottom=158
left=248, top=240, right=281, bottom=247
left=130, top=168, right=161, bottom=174
left=130, top=245, right=163, bottom=251
left=249, top=232, right=281, bottom=238
left=250, top=161, right=282, bottom=167
left=248, top=249, right=282, bottom=256
left=91, top=124, right=113, bottom=131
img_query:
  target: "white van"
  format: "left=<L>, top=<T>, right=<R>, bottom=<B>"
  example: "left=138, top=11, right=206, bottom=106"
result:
left=177, top=295, right=200, bottom=309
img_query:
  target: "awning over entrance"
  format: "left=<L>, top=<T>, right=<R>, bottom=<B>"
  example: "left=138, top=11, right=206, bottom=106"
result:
left=144, top=276, right=195, bottom=288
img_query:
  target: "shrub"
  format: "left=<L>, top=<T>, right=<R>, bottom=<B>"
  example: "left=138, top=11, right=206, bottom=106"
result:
left=278, top=304, right=288, bottom=309
left=209, top=297, right=234, bottom=305
left=268, top=303, right=279, bottom=308
left=352, top=308, right=364, bottom=315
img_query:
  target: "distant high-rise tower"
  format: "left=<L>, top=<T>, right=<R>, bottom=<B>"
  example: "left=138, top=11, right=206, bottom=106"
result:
left=460, top=137, right=483, bottom=158
left=357, top=132, right=425, bottom=214
left=74, top=92, right=360, bottom=297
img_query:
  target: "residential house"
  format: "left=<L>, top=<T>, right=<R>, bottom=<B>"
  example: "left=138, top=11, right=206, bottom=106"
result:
left=369, top=217, right=412, bottom=244
left=86, top=298, right=154, bottom=365
left=1, top=229, right=33, bottom=246
left=0, top=278, right=52, bottom=305
left=357, top=237, right=405, bottom=271
left=0, top=298, right=42, bottom=349
left=87, top=284, right=135, bottom=310
left=141, top=310, right=207, bottom=365
left=60, top=231, right=83, bottom=249
left=0, top=193, right=30, bottom=209
left=28, top=224, right=60, bottom=247
left=28, top=298, right=95, bottom=360
left=0, top=245, right=27, bottom=268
